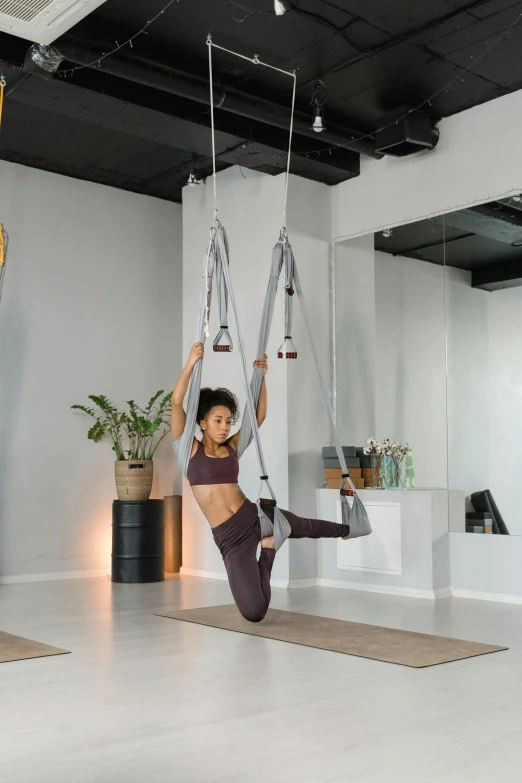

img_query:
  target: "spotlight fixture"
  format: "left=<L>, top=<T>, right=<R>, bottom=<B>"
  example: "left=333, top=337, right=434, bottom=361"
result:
left=382, top=228, right=392, bottom=239
left=187, top=171, right=200, bottom=187
left=310, top=80, right=327, bottom=134
left=274, top=0, right=287, bottom=15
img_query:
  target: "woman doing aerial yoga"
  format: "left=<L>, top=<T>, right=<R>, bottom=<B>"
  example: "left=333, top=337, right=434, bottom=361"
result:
left=170, top=37, right=371, bottom=625
left=171, top=344, right=352, bottom=624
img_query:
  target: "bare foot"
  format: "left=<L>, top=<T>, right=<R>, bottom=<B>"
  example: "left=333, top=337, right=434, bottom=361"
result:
left=261, top=535, right=275, bottom=550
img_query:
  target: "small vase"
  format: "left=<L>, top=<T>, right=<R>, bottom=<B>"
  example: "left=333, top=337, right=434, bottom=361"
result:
left=367, top=454, right=384, bottom=488
left=381, top=456, right=392, bottom=487
left=404, top=454, right=416, bottom=488
left=381, top=456, right=403, bottom=488
left=115, top=460, right=154, bottom=501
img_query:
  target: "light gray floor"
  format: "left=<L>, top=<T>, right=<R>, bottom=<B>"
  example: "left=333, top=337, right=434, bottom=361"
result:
left=0, top=575, right=521, bottom=783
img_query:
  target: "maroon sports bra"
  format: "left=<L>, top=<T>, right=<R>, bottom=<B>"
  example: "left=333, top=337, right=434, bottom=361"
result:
left=187, top=440, right=240, bottom=486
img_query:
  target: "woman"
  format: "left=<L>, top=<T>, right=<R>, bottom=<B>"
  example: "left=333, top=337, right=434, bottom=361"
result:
left=172, top=342, right=351, bottom=623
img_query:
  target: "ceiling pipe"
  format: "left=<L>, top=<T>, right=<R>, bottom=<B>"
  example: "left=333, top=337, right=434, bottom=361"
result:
left=58, top=37, right=378, bottom=158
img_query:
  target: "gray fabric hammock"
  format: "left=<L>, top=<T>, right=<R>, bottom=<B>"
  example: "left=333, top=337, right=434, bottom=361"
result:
left=174, top=221, right=372, bottom=550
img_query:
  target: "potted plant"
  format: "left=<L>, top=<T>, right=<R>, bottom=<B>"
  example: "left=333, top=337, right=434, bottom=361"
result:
left=72, top=391, right=172, bottom=501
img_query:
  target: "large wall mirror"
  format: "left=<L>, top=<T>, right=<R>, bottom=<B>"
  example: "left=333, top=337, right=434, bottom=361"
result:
left=334, top=220, right=448, bottom=492
left=334, top=192, right=522, bottom=535
left=443, top=195, right=522, bottom=536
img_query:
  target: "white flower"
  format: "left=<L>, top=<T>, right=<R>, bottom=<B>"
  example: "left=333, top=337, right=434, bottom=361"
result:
left=363, top=447, right=370, bottom=455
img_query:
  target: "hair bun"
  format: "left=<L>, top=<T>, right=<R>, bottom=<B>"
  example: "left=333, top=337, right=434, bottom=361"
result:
left=197, top=387, right=240, bottom=426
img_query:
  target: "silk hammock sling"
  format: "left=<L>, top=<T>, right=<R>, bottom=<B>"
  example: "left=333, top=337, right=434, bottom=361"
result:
left=173, top=37, right=371, bottom=550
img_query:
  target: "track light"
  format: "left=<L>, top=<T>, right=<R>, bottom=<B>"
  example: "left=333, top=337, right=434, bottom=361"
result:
left=382, top=228, right=392, bottom=238
left=274, top=0, right=287, bottom=15
left=312, top=107, right=325, bottom=133
left=187, top=172, right=200, bottom=187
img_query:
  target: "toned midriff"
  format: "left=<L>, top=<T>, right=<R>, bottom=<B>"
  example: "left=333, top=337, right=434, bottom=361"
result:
left=192, top=483, right=247, bottom=528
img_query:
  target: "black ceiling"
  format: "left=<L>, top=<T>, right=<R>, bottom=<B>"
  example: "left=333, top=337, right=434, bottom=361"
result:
left=1, top=0, right=522, bottom=202
left=375, top=195, right=522, bottom=290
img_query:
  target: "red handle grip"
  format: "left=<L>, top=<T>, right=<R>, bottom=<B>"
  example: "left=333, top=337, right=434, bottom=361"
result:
left=259, top=498, right=277, bottom=507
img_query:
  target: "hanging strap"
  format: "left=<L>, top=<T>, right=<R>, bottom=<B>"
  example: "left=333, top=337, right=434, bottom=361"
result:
left=237, top=242, right=283, bottom=457
left=212, top=236, right=233, bottom=352
left=214, top=223, right=291, bottom=549
left=238, top=236, right=372, bottom=539
left=173, top=241, right=217, bottom=476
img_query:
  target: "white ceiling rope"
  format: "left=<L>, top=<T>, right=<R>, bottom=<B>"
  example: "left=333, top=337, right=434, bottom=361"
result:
left=203, top=37, right=220, bottom=339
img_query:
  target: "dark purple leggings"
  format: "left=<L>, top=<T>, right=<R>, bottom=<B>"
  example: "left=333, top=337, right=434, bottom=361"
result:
left=212, top=499, right=350, bottom=624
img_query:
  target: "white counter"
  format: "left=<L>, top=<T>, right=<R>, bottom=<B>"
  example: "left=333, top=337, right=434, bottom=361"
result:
left=317, top=488, right=452, bottom=599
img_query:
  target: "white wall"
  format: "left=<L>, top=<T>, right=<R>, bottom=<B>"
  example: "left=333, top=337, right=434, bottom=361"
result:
left=0, top=161, right=182, bottom=582
left=335, top=235, right=376, bottom=446
left=451, top=533, right=522, bottom=602
left=332, top=89, right=522, bottom=242
left=446, top=269, right=522, bottom=534
left=286, top=179, right=331, bottom=583
left=375, top=250, right=447, bottom=488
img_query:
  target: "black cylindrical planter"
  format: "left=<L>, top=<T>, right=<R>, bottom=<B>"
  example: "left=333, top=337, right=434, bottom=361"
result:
left=112, top=500, right=165, bottom=583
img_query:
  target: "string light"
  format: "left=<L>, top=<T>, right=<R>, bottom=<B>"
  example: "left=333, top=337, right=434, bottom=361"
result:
left=57, top=0, right=179, bottom=78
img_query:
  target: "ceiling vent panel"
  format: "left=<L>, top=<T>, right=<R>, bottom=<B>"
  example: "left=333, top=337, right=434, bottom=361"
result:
left=0, top=0, right=106, bottom=44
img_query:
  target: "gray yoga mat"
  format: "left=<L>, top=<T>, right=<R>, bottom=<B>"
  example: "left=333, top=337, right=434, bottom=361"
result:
left=0, top=631, right=70, bottom=664
left=157, top=605, right=507, bottom=668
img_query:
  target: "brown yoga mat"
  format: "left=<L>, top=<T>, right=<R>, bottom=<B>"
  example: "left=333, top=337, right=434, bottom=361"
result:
left=0, top=631, right=70, bottom=664
left=157, top=605, right=507, bottom=668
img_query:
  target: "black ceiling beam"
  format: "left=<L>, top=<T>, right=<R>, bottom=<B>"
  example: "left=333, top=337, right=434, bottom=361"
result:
left=56, top=64, right=360, bottom=177
left=445, top=204, right=522, bottom=246
left=473, top=260, right=522, bottom=291
left=0, top=28, right=361, bottom=179
left=55, top=33, right=377, bottom=159
left=390, top=232, right=473, bottom=258
left=1, top=60, right=358, bottom=193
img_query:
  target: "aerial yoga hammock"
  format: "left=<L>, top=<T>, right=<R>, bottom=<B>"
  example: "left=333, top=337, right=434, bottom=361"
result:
left=173, top=38, right=371, bottom=621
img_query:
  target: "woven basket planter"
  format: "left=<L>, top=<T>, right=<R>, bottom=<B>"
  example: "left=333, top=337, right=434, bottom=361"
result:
left=115, top=460, right=154, bottom=501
